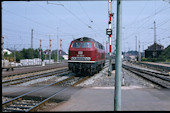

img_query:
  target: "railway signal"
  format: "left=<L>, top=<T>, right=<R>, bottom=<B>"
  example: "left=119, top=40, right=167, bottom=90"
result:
left=107, top=0, right=113, bottom=76
left=106, top=29, right=112, bottom=35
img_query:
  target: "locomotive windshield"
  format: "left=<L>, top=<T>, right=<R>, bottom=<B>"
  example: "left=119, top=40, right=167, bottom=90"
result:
left=71, top=42, right=81, bottom=48
left=82, top=42, right=91, bottom=48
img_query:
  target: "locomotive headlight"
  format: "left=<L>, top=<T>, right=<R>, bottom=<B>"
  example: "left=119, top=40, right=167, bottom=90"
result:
left=86, top=57, right=91, bottom=61
left=71, top=57, right=76, bottom=60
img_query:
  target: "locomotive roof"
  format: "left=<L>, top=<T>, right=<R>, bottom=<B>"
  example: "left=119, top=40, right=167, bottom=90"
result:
left=73, top=37, right=103, bottom=46
left=72, top=37, right=105, bottom=50
left=74, top=37, right=96, bottom=42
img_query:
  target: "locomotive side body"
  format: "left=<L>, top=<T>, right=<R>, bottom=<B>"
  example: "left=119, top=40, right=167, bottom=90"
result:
left=68, top=37, right=105, bottom=75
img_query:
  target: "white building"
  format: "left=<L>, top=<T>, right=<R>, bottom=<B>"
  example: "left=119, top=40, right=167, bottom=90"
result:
left=3, top=49, right=12, bottom=55
left=62, top=55, right=68, bottom=60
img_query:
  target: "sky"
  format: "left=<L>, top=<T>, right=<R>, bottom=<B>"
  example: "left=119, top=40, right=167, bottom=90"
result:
left=2, top=0, right=170, bottom=54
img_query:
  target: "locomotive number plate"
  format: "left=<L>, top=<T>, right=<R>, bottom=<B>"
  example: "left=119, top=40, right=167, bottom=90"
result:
left=78, top=51, right=83, bottom=55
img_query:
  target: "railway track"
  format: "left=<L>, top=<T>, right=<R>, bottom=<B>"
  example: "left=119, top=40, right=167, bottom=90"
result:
left=2, top=67, right=69, bottom=86
left=2, top=63, right=68, bottom=78
left=123, top=64, right=170, bottom=89
left=2, top=73, right=91, bottom=112
left=2, top=62, right=109, bottom=112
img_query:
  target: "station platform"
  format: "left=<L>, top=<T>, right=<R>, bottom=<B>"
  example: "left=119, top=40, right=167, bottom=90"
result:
left=2, top=86, right=170, bottom=111
left=49, top=86, right=170, bottom=111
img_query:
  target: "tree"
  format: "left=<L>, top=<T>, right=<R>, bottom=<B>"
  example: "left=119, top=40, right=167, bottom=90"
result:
left=159, top=45, right=170, bottom=60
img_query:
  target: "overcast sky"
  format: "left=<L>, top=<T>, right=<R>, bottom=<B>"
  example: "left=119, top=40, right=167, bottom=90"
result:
left=2, top=0, right=170, bottom=53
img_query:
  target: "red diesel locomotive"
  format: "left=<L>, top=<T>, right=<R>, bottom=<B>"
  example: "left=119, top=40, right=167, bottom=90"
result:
left=68, top=37, right=105, bottom=75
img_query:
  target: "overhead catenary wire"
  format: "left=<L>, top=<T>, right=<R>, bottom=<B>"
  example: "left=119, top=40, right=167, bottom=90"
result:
left=124, top=3, right=170, bottom=41
left=126, top=1, right=148, bottom=27
left=3, top=1, right=169, bottom=52
left=36, top=2, right=85, bottom=36
left=46, top=1, right=104, bottom=39
left=77, top=2, right=107, bottom=38
left=3, top=8, right=59, bottom=33
left=77, top=2, right=93, bottom=23
left=3, top=1, right=107, bottom=43
left=56, top=1, right=105, bottom=38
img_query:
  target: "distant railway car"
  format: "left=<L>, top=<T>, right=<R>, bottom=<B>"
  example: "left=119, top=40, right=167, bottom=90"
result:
left=68, top=37, right=105, bottom=75
left=2, top=60, right=14, bottom=71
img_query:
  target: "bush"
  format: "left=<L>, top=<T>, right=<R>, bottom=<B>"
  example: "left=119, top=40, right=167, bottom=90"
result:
left=141, top=58, right=166, bottom=62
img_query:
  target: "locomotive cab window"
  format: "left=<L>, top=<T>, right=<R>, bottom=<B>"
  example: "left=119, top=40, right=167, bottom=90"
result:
left=82, top=42, right=91, bottom=48
left=71, top=42, right=81, bottom=48
left=94, top=42, right=99, bottom=49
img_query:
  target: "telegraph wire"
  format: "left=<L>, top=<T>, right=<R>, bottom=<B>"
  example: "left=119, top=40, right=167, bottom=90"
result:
left=3, top=8, right=59, bottom=32
left=78, top=2, right=93, bottom=23
left=125, top=3, right=170, bottom=40
left=128, top=2, right=169, bottom=28
left=35, top=3, right=84, bottom=35
left=126, top=1, right=148, bottom=27
left=56, top=1, right=105, bottom=38
left=77, top=1, right=107, bottom=39
left=60, top=2, right=91, bottom=28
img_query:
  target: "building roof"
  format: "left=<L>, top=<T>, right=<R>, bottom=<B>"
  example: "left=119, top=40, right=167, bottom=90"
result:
left=145, top=43, right=164, bottom=51
left=3, top=48, right=12, bottom=52
left=52, top=50, right=67, bottom=55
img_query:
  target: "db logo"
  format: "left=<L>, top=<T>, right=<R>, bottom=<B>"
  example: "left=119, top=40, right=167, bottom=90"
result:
left=78, top=51, right=83, bottom=55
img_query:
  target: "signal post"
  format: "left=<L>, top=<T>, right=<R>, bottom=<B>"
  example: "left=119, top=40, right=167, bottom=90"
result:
left=106, top=0, right=113, bottom=76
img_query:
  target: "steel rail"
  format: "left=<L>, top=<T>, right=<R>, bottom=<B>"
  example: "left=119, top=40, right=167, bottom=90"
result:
left=3, top=63, right=109, bottom=112
left=2, top=65, right=68, bottom=79
left=123, top=64, right=170, bottom=89
left=3, top=74, right=91, bottom=112
left=26, top=76, right=89, bottom=112
left=26, top=75, right=92, bottom=112
left=123, top=64, right=170, bottom=82
left=2, top=68, right=69, bottom=86
left=26, top=86, right=69, bottom=112
left=2, top=67, right=68, bottom=83
left=2, top=73, right=75, bottom=108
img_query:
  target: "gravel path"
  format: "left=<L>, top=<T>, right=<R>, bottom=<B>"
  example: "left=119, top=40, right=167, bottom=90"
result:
left=7, top=62, right=160, bottom=89
left=76, top=66, right=157, bottom=88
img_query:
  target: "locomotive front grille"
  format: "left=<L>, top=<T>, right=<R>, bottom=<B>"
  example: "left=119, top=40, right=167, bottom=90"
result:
left=71, top=57, right=91, bottom=61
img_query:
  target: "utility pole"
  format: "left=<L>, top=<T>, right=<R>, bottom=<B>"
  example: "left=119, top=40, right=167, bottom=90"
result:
left=14, top=45, right=16, bottom=62
left=72, top=35, right=75, bottom=40
left=114, top=0, right=122, bottom=111
left=153, top=21, right=157, bottom=58
left=135, top=36, right=138, bottom=57
left=107, top=0, right=112, bottom=76
left=60, top=39, right=63, bottom=62
left=154, top=21, right=157, bottom=44
left=143, top=45, right=145, bottom=58
left=31, top=29, right=34, bottom=59
left=39, top=39, right=42, bottom=64
left=57, top=28, right=59, bottom=63
left=1, top=36, right=4, bottom=60
left=49, top=38, right=51, bottom=64
left=138, top=40, right=141, bottom=62
left=135, top=36, right=137, bottom=52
